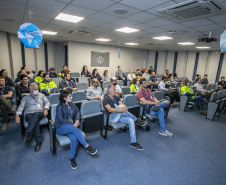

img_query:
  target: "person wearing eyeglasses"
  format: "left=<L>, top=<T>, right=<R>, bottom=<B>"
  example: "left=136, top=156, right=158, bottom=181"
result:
left=86, top=78, right=103, bottom=100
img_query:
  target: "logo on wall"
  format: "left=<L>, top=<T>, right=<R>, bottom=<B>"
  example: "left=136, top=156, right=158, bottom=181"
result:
left=91, top=51, right=109, bottom=67
left=17, top=23, right=42, bottom=49
left=220, top=29, right=226, bottom=53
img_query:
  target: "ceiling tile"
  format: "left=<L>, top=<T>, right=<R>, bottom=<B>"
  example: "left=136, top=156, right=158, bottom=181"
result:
left=27, top=7, right=59, bottom=19
left=147, top=18, right=176, bottom=27
left=194, top=24, right=223, bottom=32
left=89, top=12, right=119, bottom=22
left=121, top=0, right=169, bottom=10
left=71, top=0, right=115, bottom=11
left=0, top=0, right=25, bottom=14
left=181, top=18, right=215, bottom=28
left=0, top=9, right=24, bottom=20
left=75, top=19, right=106, bottom=27
left=207, top=14, right=226, bottom=24
left=24, top=15, right=52, bottom=24
left=111, top=18, right=137, bottom=26
left=126, top=12, right=159, bottom=22
left=161, top=23, right=188, bottom=30
left=133, top=23, right=155, bottom=31
left=28, top=0, right=67, bottom=12
left=62, top=5, right=97, bottom=18
left=3, top=0, right=27, bottom=5
left=102, top=3, right=141, bottom=17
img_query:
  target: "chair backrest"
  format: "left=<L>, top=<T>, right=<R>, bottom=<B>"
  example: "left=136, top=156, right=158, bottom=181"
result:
left=80, top=100, right=101, bottom=117
left=170, top=83, right=176, bottom=88
left=123, top=95, right=138, bottom=107
left=76, top=83, right=88, bottom=91
left=78, top=77, right=89, bottom=83
left=213, top=83, right=218, bottom=90
left=210, top=92, right=218, bottom=101
left=176, top=82, right=181, bottom=88
left=121, top=87, right=130, bottom=95
left=224, top=89, right=226, bottom=98
left=117, top=80, right=124, bottom=86
left=207, top=84, right=213, bottom=90
left=103, top=81, right=111, bottom=89
left=191, top=86, right=196, bottom=92
left=49, top=93, right=60, bottom=106
left=203, top=84, right=207, bottom=90
left=51, top=104, right=57, bottom=122
left=52, top=78, right=62, bottom=87
left=218, top=91, right=223, bottom=99
left=127, top=80, right=131, bottom=87
left=71, top=72, right=80, bottom=78
left=103, top=88, right=108, bottom=95
left=124, top=72, right=130, bottom=77
left=153, top=91, right=164, bottom=101
left=72, top=91, right=87, bottom=102
left=157, top=78, right=161, bottom=82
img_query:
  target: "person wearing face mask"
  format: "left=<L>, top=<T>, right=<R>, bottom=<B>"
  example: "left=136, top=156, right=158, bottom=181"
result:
left=181, top=79, right=207, bottom=115
left=16, top=74, right=30, bottom=101
left=0, top=76, right=16, bottom=131
left=34, top=70, right=44, bottom=83
left=15, top=83, right=50, bottom=152
left=111, top=77, right=123, bottom=97
left=39, top=73, right=58, bottom=97
left=130, top=77, right=140, bottom=94
left=148, top=66, right=154, bottom=75
left=86, top=78, right=103, bottom=100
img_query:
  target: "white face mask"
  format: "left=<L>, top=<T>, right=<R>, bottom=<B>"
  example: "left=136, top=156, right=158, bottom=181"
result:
left=33, top=90, right=39, bottom=95
left=187, top=83, right=190, bottom=86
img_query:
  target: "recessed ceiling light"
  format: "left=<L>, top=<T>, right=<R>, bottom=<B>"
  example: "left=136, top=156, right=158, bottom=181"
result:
left=125, top=43, right=139, bottom=45
left=196, top=46, right=210, bottom=49
left=178, top=42, right=195, bottom=45
left=153, top=36, right=173, bottom=40
left=55, top=13, right=84, bottom=23
left=95, top=38, right=111, bottom=42
left=42, top=30, right=57, bottom=35
left=115, top=27, right=139, bottom=33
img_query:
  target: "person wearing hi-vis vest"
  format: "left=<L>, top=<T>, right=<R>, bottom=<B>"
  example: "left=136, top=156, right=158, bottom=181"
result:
left=180, top=78, right=207, bottom=115
left=39, top=73, right=58, bottom=97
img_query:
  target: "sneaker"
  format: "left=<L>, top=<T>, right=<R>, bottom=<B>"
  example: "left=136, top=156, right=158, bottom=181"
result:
left=1, top=123, right=8, bottom=131
left=135, top=119, right=147, bottom=127
left=22, top=132, right=30, bottom=142
left=131, top=142, right=144, bottom=150
left=85, top=146, right=97, bottom=155
left=199, top=110, right=207, bottom=115
left=69, top=158, right=77, bottom=170
left=159, top=130, right=173, bottom=137
left=34, top=142, right=42, bottom=152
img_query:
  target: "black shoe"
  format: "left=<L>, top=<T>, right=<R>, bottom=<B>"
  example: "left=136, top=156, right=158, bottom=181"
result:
left=69, top=158, right=77, bottom=170
left=85, top=146, right=97, bottom=155
left=22, top=133, right=30, bottom=142
left=34, top=142, right=42, bottom=152
left=135, top=119, right=147, bottom=127
left=131, top=142, right=144, bottom=150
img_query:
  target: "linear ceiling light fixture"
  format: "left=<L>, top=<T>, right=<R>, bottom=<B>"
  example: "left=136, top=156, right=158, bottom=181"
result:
left=95, top=38, right=111, bottom=42
left=125, top=43, right=139, bottom=45
left=55, top=13, right=84, bottom=23
left=178, top=42, right=195, bottom=45
left=115, top=27, right=139, bottom=33
left=153, top=36, right=173, bottom=40
left=196, top=46, right=210, bottom=49
left=42, top=30, right=58, bottom=35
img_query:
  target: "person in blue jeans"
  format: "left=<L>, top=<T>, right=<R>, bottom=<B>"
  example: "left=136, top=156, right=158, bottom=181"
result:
left=55, top=90, right=97, bottom=170
left=103, top=85, right=145, bottom=151
left=137, top=78, right=173, bottom=137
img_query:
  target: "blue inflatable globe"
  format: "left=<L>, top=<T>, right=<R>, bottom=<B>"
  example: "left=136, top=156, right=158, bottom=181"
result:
left=17, top=23, right=42, bottom=48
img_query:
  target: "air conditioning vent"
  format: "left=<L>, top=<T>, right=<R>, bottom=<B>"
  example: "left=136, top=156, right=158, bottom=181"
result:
left=158, top=0, right=226, bottom=20
left=68, top=30, right=93, bottom=36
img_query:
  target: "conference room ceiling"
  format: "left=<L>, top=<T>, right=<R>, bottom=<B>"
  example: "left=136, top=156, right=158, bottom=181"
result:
left=0, top=0, right=226, bottom=51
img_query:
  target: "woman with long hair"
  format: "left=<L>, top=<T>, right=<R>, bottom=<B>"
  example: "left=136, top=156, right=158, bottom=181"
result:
left=34, top=70, right=44, bottom=83
left=81, top=65, right=91, bottom=77
left=102, top=70, right=111, bottom=81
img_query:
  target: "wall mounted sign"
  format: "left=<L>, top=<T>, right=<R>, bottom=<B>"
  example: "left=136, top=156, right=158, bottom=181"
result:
left=220, top=29, right=226, bottom=53
left=91, top=51, right=110, bottom=67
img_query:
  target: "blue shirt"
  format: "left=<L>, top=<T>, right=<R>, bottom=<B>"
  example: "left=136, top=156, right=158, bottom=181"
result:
left=149, top=76, right=157, bottom=83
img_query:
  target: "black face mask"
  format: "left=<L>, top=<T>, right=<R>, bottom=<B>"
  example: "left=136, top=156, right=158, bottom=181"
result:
left=113, top=82, right=117, bottom=85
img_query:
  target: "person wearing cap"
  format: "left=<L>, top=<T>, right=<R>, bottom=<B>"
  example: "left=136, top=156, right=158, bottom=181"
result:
left=111, top=77, right=123, bottom=97
left=202, top=74, right=209, bottom=85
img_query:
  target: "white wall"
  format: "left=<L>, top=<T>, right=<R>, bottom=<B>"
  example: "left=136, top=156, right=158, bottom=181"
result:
left=68, top=42, right=146, bottom=77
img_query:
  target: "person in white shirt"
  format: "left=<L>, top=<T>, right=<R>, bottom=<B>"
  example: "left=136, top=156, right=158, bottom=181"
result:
left=142, top=69, right=149, bottom=81
left=111, top=77, right=123, bottom=97
left=194, top=78, right=213, bottom=100
left=159, top=77, right=179, bottom=107
left=127, top=69, right=135, bottom=81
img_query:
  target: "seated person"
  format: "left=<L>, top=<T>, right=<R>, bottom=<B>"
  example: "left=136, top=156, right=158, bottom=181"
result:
left=21, top=66, right=34, bottom=78
left=48, top=67, right=57, bottom=78
left=159, top=76, right=179, bottom=107
left=202, top=74, right=209, bottom=85
left=86, top=78, right=103, bottom=100
left=0, top=76, right=15, bottom=131
left=127, top=69, right=135, bottom=81
left=62, top=69, right=76, bottom=83
left=136, top=69, right=143, bottom=79
left=102, top=70, right=111, bottom=81
left=149, top=72, right=159, bottom=89
left=130, top=77, right=140, bottom=94
left=196, top=74, right=201, bottom=80
left=0, top=69, right=13, bottom=87
left=58, top=65, right=68, bottom=78
left=195, top=78, right=213, bottom=100
left=55, top=90, right=97, bottom=169
left=163, top=69, right=169, bottom=79
left=16, top=74, right=30, bottom=101
left=39, top=73, right=58, bottom=97
left=181, top=79, right=207, bottom=115
left=168, top=74, right=175, bottom=83
left=15, top=83, right=50, bottom=152
left=218, top=76, right=226, bottom=89
left=115, top=66, right=127, bottom=85
left=59, top=72, right=77, bottom=92
left=173, top=73, right=181, bottom=82
left=142, top=69, right=149, bottom=81
left=137, top=78, right=173, bottom=137
left=15, top=69, right=33, bottom=84
left=141, top=67, right=146, bottom=74
left=148, top=66, right=154, bottom=75
left=91, top=69, right=103, bottom=84
left=34, top=70, right=44, bottom=83
left=81, top=65, right=91, bottom=77
left=111, top=77, right=123, bottom=96
left=103, top=85, right=145, bottom=150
